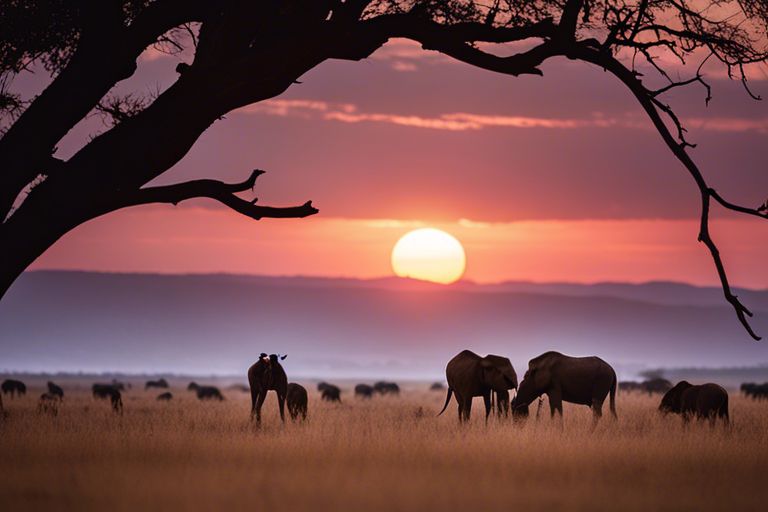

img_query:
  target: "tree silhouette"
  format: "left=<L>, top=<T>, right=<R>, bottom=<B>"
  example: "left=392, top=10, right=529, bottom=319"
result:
left=1, top=1, right=767, bottom=338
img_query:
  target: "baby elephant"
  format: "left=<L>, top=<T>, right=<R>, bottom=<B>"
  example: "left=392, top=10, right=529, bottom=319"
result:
left=659, top=381, right=729, bottom=426
left=286, top=383, right=308, bottom=421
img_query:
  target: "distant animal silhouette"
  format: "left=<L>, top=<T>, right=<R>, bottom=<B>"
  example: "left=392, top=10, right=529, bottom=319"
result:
left=641, top=378, right=673, bottom=395
left=110, top=379, right=129, bottom=391
left=320, top=384, right=342, bottom=402
left=741, top=382, right=768, bottom=400
left=659, top=381, right=729, bottom=426
left=247, top=353, right=288, bottom=424
left=286, top=383, right=308, bottom=421
left=187, top=382, right=224, bottom=401
left=92, top=384, right=123, bottom=413
left=438, top=350, right=518, bottom=423
left=47, top=381, right=64, bottom=400
left=2, top=379, right=27, bottom=398
left=317, top=382, right=331, bottom=392
left=511, top=351, right=617, bottom=427
left=157, top=392, right=173, bottom=401
left=430, top=382, right=445, bottom=391
left=619, top=381, right=642, bottom=392
left=145, top=378, right=169, bottom=390
left=374, top=381, right=400, bottom=395
left=355, top=384, right=374, bottom=399
left=38, top=392, right=59, bottom=415
left=227, top=383, right=250, bottom=393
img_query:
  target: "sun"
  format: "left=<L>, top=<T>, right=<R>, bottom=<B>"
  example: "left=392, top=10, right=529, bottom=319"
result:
left=391, top=228, right=466, bottom=285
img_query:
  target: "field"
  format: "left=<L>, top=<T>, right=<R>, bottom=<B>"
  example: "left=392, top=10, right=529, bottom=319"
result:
left=1, top=380, right=768, bottom=511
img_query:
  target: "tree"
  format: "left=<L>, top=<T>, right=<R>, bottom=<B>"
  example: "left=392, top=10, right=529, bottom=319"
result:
left=1, top=0, right=767, bottom=338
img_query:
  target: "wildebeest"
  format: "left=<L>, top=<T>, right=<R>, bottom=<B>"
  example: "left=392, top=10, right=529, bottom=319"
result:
left=47, top=381, right=64, bottom=400
left=741, top=382, right=768, bottom=400
left=512, top=351, right=617, bottom=427
left=374, top=381, right=400, bottom=395
left=2, top=379, right=27, bottom=398
left=92, top=384, right=123, bottom=413
left=187, top=382, right=224, bottom=401
left=110, top=379, right=129, bottom=391
left=145, top=378, right=169, bottom=390
left=354, top=384, right=374, bottom=399
left=38, top=393, right=59, bottom=415
left=286, top=383, right=308, bottom=421
left=641, top=378, right=673, bottom=395
left=157, top=392, right=173, bottom=401
left=320, top=383, right=342, bottom=402
left=438, top=350, right=518, bottom=423
left=248, top=353, right=288, bottom=423
left=659, top=381, right=729, bottom=425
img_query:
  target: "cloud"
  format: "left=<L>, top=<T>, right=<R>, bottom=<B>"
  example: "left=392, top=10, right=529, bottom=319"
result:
left=237, top=98, right=768, bottom=135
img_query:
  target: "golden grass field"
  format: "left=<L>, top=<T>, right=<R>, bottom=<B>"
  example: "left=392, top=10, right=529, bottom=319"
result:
left=1, top=379, right=767, bottom=512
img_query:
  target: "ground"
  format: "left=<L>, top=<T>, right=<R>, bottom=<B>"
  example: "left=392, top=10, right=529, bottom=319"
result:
left=1, top=380, right=767, bottom=511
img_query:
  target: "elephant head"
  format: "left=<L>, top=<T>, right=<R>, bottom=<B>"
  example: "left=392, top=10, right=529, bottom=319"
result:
left=480, top=355, right=518, bottom=392
left=512, top=355, right=555, bottom=409
left=659, top=380, right=693, bottom=413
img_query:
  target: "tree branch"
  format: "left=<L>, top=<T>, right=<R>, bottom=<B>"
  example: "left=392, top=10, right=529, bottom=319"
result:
left=124, top=169, right=318, bottom=220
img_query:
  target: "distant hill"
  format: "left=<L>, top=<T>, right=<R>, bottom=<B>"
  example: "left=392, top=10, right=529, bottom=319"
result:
left=1, top=271, right=767, bottom=379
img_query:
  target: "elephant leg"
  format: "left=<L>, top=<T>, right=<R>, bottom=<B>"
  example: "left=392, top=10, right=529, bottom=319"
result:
left=454, top=391, right=464, bottom=423
left=255, top=391, right=267, bottom=424
left=483, top=392, right=492, bottom=424
left=278, top=393, right=286, bottom=423
left=462, top=397, right=473, bottom=422
left=250, top=387, right=259, bottom=419
left=548, top=391, right=563, bottom=419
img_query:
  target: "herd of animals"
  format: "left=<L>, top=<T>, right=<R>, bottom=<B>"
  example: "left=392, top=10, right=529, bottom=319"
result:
left=1, top=350, right=765, bottom=427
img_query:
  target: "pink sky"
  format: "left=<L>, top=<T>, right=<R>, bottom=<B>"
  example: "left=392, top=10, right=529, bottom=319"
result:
left=17, top=39, right=768, bottom=287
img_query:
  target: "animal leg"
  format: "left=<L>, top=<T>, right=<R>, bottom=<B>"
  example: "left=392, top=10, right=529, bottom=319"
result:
left=462, top=397, right=473, bottom=422
left=483, top=392, right=492, bottom=424
left=255, top=391, right=267, bottom=424
left=278, top=393, right=286, bottom=423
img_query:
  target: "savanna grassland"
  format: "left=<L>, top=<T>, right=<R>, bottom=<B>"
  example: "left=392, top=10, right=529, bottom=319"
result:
left=1, top=381, right=767, bottom=512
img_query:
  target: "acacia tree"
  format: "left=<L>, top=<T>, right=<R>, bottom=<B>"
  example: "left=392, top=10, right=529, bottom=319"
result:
left=1, top=0, right=767, bottom=337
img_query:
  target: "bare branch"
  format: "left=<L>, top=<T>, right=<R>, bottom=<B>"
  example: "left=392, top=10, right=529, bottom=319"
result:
left=124, top=169, right=318, bottom=220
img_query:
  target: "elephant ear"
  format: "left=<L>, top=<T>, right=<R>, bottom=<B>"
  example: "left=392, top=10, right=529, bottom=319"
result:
left=480, top=358, right=509, bottom=391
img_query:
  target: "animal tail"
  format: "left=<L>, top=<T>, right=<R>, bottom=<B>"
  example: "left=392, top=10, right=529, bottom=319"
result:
left=609, top=374, right=617, bottom=418
left=437, top=387, right=453, bottom=416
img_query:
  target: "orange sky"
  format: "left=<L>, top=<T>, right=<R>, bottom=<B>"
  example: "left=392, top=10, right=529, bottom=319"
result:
left=29, top=205, right=768, bottom=288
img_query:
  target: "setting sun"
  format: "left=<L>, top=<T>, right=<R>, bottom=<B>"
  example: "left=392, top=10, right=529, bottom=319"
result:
left=391, top=228, right=466, bottom=284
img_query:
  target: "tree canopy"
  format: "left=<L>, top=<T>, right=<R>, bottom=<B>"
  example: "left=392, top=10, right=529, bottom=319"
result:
left=1, top=0, right=767, bottom=337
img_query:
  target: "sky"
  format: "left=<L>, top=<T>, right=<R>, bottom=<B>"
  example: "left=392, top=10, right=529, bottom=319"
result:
left=18, top=38, right=768, bottom=287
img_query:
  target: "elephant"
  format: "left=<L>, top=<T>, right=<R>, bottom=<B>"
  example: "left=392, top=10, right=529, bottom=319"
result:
left=38, top=393, right=59, bottom=416
left=92, top=384, right=123, bottom=413
left=157, top=392, right=173, bottom=401
left=286, top=383, right=308, bottom=421
left=659, top=381, right=729, bottom=425
left=145, top=378, right=169, bottom=390
left=321, top=384, right=342, bottom=402
left=373, top=381, right=400, bottom=395
left=492, top=389, right=510, bottom=418
left=511, top=351, right=617, bottom=427
left=47, top=381, right=64, bottom=400
left=355, top=384, right=374, bottom=399
left=2, top=379, right=27, bottom=398
left=438, top=350, right=518, bottom=423
left=641, top=378, right=673, bottom=395
left=247, top=353, right=288, bottom=424
left=188, top=382, right=224, bottom=401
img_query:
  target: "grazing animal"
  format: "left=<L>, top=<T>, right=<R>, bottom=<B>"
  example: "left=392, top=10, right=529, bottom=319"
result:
left=187, top=382, right=224, bottom=401
left=111, top=379, right=128, bottom=391
left=741, top=382, right=768, bottom=400
left=321, top=384, right=342, bottom=402
left=355, top=384, right=374, bottom=399
left=317, top=382, right=331, bottom=392
left=438, top=350, right=518, bottom=423
left=157, top=392, right=173, bottom=401
left=247, top=353, right=288, bottom=424
left=286, top=383, right=308, bottom=421
left=511, top=351, right=617, bottom=427
left=641, top=378, right=673, bottom=395
left=145, top=378, right=169, bottom=390
left=47, top=381, right=64, bottom=400
left=430, top=382, right=445, bottom=391
left=373, top=381, right=400, bottom=395
left=659, top=381, right=729, bottom=425
left=2, top=379, right=27, bottom=398
left=38, top=393, right=59, bottom=415
left=92, top=384, right=123, bottom=413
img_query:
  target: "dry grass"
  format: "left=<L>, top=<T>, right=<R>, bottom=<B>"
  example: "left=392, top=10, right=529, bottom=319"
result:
left=1, top=382, right=767, bottom=512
